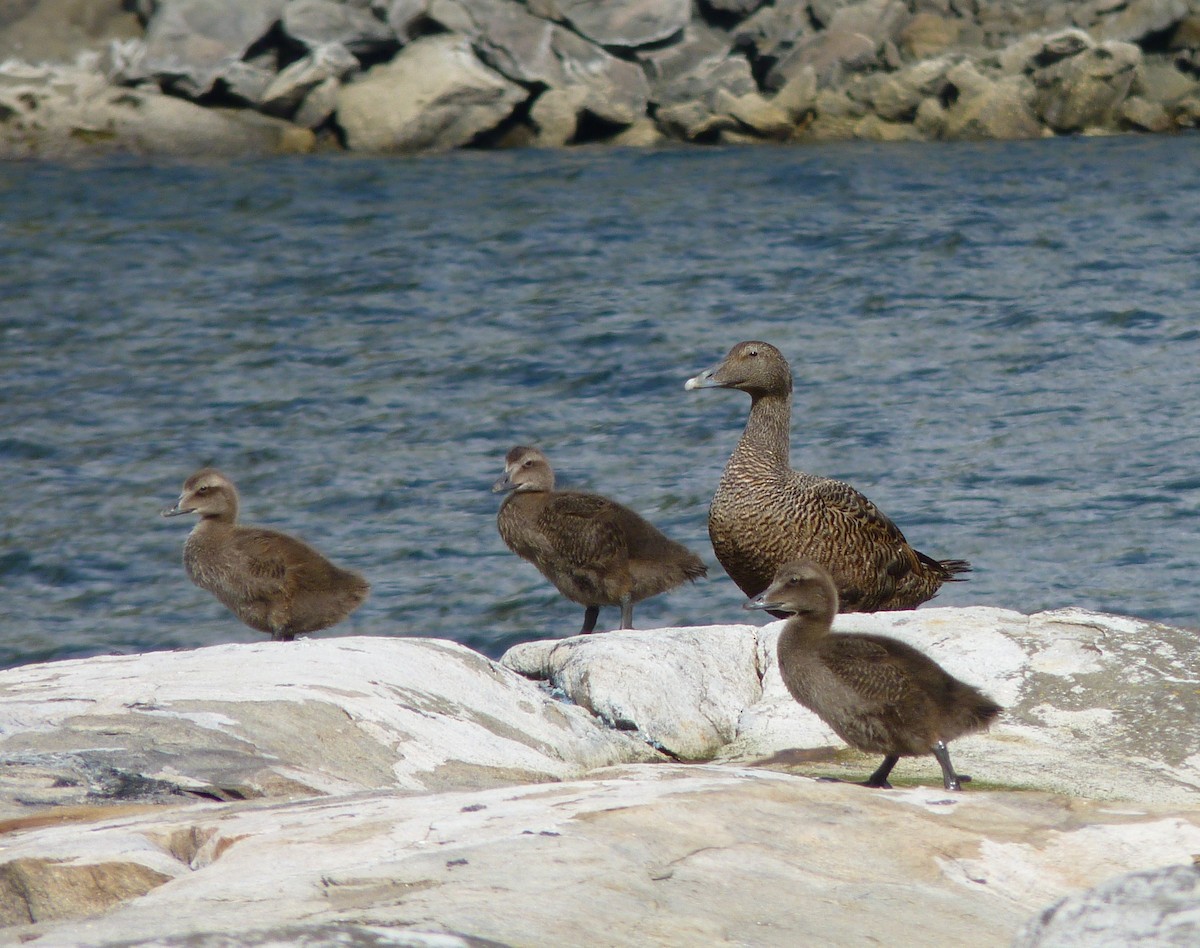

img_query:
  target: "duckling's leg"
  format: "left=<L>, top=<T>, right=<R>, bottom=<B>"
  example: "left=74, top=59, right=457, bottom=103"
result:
left=932, top=741, right=963, bottom=791
left=580, top=606, right=600, bottom=635
left=864, top=755, right=899, bottom=789
left=619, top=596, right=633, bottom=630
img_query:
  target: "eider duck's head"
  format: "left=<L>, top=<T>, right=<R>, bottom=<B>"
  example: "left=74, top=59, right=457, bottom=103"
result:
left=492, top=446, right=555, bottom=494
left=685, top=341, right=793, bottom=397
left=744, top=558, right=838, bottom=620
left=162, top=468, right=239, bottom=521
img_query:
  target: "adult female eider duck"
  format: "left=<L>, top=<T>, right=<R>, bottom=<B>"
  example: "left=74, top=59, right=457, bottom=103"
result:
left=745, top=559, right=1000, bottom=790
left=493, top=445, right=706, bottom=634
left=162, top=468, right=369, bottom=641
left=685, top=340, right=969, bottom=612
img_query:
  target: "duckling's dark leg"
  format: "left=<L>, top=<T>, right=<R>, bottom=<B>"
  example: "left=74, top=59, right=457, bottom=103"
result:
left=864, top=755, right=899, bottom=789
left=580, top=606, right=600, bottom=635
left=932, top=741, right=963, bottom=791
left=619, top=597, right=633, bottom=630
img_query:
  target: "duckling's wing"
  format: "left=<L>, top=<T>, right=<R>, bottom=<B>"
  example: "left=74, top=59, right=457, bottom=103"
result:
left=538, top=493, right=627, bottom=567
left=820, top=635, right=929, bottom=707
left=235, top=528, right=333, bottom=589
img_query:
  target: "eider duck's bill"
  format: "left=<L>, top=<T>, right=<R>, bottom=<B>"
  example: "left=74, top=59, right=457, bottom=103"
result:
left=160, top=501, right=194, bottom=517
left=491, top=473, right=515, bottom=494
left=684, top=367, right=722, bottom=390
left=743, top=594, right=791, bottom=613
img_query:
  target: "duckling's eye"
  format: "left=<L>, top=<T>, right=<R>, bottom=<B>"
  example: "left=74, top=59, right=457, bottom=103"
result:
left=747, top=347, right=758, bottom=357
left=196, top=486, right=210, bottom=495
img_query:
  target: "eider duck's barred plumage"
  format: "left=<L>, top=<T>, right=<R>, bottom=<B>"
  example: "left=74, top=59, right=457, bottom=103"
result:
left=162, top=468, right=369, bottom=641
left=493, top=446, right=706, bottom=634
left=746, top=559, right=1000, bottom=790
left=686, top=341, right=969, bottom=613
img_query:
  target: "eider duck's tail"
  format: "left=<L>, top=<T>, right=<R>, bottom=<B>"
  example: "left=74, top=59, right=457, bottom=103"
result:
left=918, top=552, right=972, bottom=581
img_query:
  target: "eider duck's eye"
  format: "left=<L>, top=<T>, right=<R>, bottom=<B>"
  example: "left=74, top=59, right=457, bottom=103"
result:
left=196, top=486, right=210, bottom=495
left=523, top=459, right=534, bottom=468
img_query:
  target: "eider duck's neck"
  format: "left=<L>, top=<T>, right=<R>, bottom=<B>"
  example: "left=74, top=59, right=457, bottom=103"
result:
left=732, top=391, right=792, bottom=471
left=196, top=506, right=237, bottom=527
left=777, top=611, right=830, bottom=659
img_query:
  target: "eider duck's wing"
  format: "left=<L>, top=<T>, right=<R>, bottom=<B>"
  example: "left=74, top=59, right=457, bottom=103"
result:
left=809, top=478, right=912, bottom=547
left=538, top=493, right=627, bottom=567
left=820, top=635, right=929, bottom=707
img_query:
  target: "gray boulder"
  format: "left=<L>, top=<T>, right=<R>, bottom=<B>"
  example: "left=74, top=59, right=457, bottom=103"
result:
left=335, top=33, right=526, bottom=152
left=705, top=0, right=768, bottom=15
left=824, top=0, right=912, bottom=43
left=429, top=0, right=649, bottom=129
left=640, top=20, right=757, bottom=106
left=767, top=27, right=882, bottom=90
left=260, top=42, right=359, bottom=123
left=732, top=0, right=814, bottom=64
left=899, top=11, right=965, bottom=59
left=922, top=60, right=1044, bottom=139
left=0, top=61, right=315, bottom=160
left=1076, top=0, right=1190, bottom=44
left=541, top=0, right=692, bottom=49
left=1015, top=863, right=1200, bottom=947
left=0, top=0, right=142, bottom=65
left=384, top=0, right=430, bottom=42
left=121, top=0, right=286, bottom=98
left=1031, top=38, right=1142, bottom=132
left=281, top=0, right=398, bottom=55
left=870, top=54, right=956, bottom=120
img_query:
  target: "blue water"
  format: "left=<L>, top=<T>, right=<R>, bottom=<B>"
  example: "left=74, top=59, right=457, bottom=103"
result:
left=2, top=135, right=1198, bottom=668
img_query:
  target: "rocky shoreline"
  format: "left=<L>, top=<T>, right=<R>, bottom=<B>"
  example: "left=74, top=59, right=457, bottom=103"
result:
left=1, top=0, right=1198, bottom=160
left=1, top=606, right=1198, bottom=944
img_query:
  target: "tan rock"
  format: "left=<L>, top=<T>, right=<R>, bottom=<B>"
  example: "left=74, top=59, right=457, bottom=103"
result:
left=900, top=12, right=962, bottom=59
left=335, top=34, right=526, bottom=153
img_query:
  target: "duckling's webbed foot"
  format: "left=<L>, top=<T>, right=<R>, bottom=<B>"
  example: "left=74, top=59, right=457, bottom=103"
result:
left=619, top=597, right=633, bottom=630
left=580, top=605, right=600, bottom=635
left=864, top=755, right=899, bottom=789
left=932, top=741, right=964, bottom=791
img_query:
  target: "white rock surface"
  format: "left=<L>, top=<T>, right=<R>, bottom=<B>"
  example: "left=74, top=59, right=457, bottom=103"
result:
left=4, top=763, right=1200, bottom=944
left=503, top=606, right=1200, bottom=803
left=0, top=636, right=658, bottom=814
left=1, top=608, right=1198, bottom=945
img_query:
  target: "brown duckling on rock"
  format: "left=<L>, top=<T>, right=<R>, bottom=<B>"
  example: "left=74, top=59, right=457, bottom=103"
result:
left=493, top=445, right=706, bottom=634
left=162, top=468, right=369, bottom=641
left=745, top=558, right=1000, bottom=790
left=686, top=340, right=970, bottom=614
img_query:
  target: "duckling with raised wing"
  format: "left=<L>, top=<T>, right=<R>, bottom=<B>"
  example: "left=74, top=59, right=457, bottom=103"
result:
left=686, top=340, right=969, bottom=612
left=746, top=558, right=1000, bottom=790
left=162, top=468, right=369, bottom=641
left=494, top=446, right=706, bottom=634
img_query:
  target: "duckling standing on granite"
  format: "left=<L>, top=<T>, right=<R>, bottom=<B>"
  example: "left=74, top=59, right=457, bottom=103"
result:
left=162, top=468, right=369, bottom=641
left=686, top=341, right=969, bottom=613
left=494, top=445, right=706, bottom=634
left=745, top=558, right=1000, bottom=790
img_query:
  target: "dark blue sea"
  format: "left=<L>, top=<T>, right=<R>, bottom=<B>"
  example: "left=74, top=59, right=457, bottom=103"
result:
left=2, top=135, right=1198, bottom=668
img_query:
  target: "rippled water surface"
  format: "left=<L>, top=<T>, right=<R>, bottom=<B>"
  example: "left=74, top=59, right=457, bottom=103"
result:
left=2, top=136, right=1198, bottom=667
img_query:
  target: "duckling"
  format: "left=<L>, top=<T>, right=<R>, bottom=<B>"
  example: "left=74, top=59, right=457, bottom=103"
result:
left=745, top=558, right=1000, bottom=790
left=162, top=468, right=369, bottom=641
left=686, top=340, right=969, bottom=612
left=494, top=446, right=706, bottom=634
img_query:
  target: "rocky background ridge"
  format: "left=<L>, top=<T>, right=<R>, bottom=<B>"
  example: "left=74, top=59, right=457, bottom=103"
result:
left=1, top=0, right=1199, bottom=159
